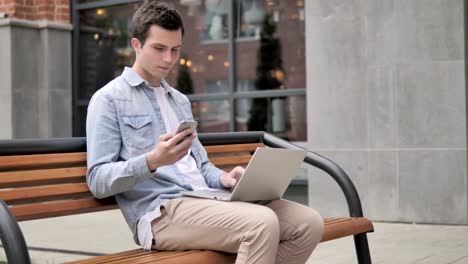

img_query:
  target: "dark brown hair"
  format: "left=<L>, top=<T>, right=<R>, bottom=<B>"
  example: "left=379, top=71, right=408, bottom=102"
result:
left=132, top=1, right=184, bottom=46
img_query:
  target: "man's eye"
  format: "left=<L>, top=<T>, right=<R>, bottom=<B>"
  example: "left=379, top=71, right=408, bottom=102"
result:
left=155, top=47, right=164, bottom=51
left=171, top=49, right=179, bottom=53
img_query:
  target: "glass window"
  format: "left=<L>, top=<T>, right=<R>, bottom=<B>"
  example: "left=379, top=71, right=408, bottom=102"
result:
left=191, top=100, right=230, bottom=133
left=236, top=95, right=306, bottom=141
left=78, top=4, right=139, bottom=100
left=201, top=0, right=230, bottom=42
left=74, top=0, right=306, bottom=141
left=76, top=105, right=88, bottom=136
left=164, top=2, right=231, bottom=94
left=234, top=0, right=306, bottom=140
left=236, top=0, right=306, bottom=91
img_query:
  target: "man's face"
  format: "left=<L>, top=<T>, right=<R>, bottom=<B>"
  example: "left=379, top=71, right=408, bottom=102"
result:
left=132, top=25, right=182, bottom=85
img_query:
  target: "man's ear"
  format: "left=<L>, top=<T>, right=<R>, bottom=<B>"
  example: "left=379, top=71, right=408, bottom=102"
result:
left=131, top=38, right=142, bottom=53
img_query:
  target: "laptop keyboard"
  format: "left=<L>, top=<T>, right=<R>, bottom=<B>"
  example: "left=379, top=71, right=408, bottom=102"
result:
left=195, top=189, right=232, bottom=198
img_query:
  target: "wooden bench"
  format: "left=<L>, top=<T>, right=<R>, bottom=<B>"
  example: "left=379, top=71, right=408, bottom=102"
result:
left=0, top=132, right=374, bottom=264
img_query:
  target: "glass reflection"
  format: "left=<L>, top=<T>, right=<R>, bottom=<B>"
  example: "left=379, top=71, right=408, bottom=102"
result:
left=202, top=0, right=229, bottom=41
left=236, top=96, right=307, bottom=141
left=191, top=100, right=230, bottom=133
left=235, top=0, right=306, bottom=137
left=78, top=1, right=230, bottom=101
left=236, top=0, right=305, bottom=90
left=79, top=4, right=139, bottom=100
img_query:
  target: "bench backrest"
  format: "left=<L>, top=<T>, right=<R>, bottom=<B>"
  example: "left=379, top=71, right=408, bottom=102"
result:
left=0, top=143, right=263, bottom=222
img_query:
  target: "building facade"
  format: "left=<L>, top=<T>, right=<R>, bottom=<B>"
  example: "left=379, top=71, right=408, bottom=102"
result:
left=0, top=0, right=466, bottom=225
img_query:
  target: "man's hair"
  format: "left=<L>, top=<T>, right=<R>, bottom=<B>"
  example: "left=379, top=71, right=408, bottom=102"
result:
left=132, top=1, right=184, bottom=46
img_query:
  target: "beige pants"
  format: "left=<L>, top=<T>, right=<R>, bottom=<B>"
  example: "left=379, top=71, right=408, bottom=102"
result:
left=151, top=197, right=324, bottom=264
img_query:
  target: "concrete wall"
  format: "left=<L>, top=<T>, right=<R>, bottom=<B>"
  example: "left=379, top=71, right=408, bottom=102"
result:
left=0, top=18, right=72, bottom=139
left=305, top=0, right=467, bottom=224
left=0, top=25, right=12, bottom=139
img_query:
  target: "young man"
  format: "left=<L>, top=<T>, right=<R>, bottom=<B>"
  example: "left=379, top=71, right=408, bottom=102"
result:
left=86, top=1, right=323, bottom=263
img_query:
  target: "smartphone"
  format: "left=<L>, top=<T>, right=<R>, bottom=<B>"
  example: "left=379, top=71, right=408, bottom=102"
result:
left=176, top=120, right=198, bottom=134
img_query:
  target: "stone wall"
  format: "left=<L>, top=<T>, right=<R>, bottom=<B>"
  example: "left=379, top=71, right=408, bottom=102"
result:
left=0, top=18, right=72, bottom=139
left=305, top=0, right=467, bottom=224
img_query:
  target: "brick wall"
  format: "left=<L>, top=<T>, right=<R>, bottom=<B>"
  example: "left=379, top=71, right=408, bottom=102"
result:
left=0, top=0, right=70, bottom=23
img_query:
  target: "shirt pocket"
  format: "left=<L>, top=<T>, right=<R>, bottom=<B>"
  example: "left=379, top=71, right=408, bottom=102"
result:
left=121, top=115, right=154, bottom=150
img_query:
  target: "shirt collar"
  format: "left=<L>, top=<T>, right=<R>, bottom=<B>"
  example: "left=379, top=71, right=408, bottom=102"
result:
left=159, top=79, right=174, bottom=94
left=121, top=67, right=173, bottom=94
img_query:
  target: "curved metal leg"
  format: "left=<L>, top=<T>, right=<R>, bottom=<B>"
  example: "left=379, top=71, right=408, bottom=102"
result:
left=0, top=200, right=31, bottom=264
left=354, top=233, right=372, bottom=264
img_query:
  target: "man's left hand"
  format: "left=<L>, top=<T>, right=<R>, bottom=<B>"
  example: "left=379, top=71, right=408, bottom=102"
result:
left=219, top=166, right=245, bottom=189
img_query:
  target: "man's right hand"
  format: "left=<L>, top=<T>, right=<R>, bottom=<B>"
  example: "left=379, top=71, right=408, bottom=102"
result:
left=145, top=128, right=196, bottom=171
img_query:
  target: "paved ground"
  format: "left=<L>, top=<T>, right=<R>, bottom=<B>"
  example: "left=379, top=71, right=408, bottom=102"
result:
left=1, top=210, right=467, bottom=263
left=309, top=222, right=468, bottom=264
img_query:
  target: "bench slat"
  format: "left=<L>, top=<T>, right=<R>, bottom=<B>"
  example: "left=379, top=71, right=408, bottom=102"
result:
left=321, top=217, right=374, bottom=242
left=65, top=249, right=236, bottom=264
left=0, top=152, right=86, bottom=170
left=0, top=183, right=91, bottom=204
left=11, top=198, right=117, bottom=221
left=209, top=155, right=252, bottom=167
left=66, top=249, right=151, bottom=264
left=0, top=166, right=86, bottom=188
left=205, top=143, right=263, bottom=154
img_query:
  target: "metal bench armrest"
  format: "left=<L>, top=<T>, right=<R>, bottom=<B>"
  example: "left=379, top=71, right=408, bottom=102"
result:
left=263, top=133, right=364, bottom=217
left=0, top=199, right=31, bottom=263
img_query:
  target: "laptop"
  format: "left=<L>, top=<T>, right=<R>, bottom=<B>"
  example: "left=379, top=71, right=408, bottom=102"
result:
left=181, top=147, right=307, bottom=201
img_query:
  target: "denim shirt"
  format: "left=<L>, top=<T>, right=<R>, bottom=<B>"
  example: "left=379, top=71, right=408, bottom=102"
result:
left=86, top=67, right=225, bottom=245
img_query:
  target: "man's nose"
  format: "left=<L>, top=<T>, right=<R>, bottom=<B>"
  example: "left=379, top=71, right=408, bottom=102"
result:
left=163, top=51, right=172, bottom=63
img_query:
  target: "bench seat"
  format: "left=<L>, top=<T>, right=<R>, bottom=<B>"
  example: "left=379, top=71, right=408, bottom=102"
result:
left=65, top=217, right=373, bottom=264
left=0, top=132, right=374, bottom=264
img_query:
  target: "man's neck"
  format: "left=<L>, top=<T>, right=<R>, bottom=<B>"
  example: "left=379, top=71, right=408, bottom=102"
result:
left=132, top=65, right=161, bottom=87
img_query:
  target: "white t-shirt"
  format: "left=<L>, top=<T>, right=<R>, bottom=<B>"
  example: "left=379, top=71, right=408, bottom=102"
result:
left=137, top=86, right=208, bottom=250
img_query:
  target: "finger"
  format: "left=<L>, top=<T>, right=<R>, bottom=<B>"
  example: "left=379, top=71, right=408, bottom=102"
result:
left=174, top=136, right=193, bottom=152
left=169, top=129, right=193, bottom=145
left=234, top=166, right=243, bottom=172
left=178, top=127, right=194, bottom=137
left=230, top=178, right=237, bottom=187
left=233, top=167, right=245, bottom=180
left=231, top=166, right=244, bottom=175
left=172, top=146, right=192, bottom=163
left=174, top=133, right=195, bottom=151
left=159, top=133, right=174, bottom=142
left=189, top=133, right=196, bottom=140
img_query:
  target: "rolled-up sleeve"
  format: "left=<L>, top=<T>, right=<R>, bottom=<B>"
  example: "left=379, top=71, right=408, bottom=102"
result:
left=86, top=90, right=153, bottom=198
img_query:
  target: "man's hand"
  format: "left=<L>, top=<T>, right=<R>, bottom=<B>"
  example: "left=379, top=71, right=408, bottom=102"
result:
left=146, top=128, right=196, bottom=171
left=219, top=166, right=245, bottom=189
